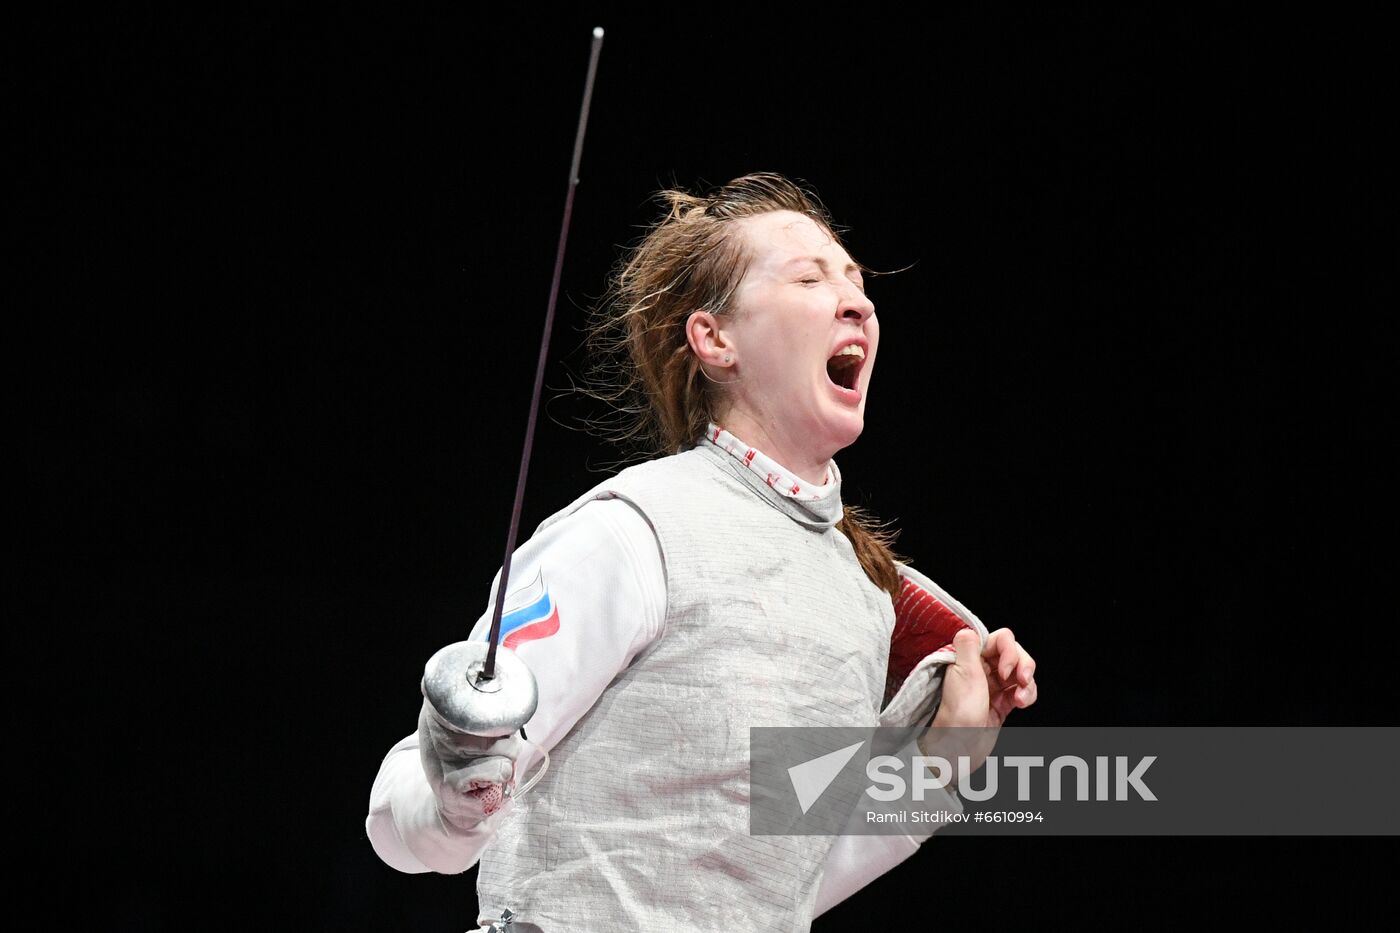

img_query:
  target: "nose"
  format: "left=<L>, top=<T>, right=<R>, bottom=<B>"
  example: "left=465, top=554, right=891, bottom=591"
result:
left=837, top=282, right=875, bottom=323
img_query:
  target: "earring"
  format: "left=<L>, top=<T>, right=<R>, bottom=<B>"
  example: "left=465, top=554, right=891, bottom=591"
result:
left=724, top=355, right=732, bottom=363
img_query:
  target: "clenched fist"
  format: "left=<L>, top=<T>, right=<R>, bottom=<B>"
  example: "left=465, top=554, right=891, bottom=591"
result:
left=417, top=699, right=525, bottom=830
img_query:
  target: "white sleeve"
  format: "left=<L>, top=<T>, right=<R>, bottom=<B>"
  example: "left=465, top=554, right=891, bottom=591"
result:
left=812, top=781, right=962, bottom=917
left=365, top=495, right=667, bottom=873
left=813, top=834, right=921, bottom=916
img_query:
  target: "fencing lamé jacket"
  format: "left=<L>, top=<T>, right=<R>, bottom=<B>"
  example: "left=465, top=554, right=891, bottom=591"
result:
left=367, top=426, right=989, bottom=931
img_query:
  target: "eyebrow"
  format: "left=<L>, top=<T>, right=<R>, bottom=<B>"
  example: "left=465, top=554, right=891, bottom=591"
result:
left=782, top=256, right=864, bottom=278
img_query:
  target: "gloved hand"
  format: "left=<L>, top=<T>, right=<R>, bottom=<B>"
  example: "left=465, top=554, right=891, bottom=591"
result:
left=417, top=698, right=525, bottom=830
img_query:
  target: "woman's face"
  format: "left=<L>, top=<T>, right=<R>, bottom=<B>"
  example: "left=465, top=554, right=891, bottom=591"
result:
left=718, top=210, right=879, bottom=466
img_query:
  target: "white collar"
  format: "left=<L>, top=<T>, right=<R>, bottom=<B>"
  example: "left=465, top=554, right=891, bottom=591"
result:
left=703, top=423, right=837, bottom=501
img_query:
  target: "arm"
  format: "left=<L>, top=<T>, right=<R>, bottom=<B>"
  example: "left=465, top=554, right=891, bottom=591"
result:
left=815, top=568, right=1040, bottom=914
left=814, top=563, right=981, bottom=915
left=365, top=494, right=667, bottom=873
left=813, top=782, right=962, bottom=917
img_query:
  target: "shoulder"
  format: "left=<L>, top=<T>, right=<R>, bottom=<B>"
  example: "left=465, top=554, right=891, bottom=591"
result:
left=521, top=490, right=668, bottom=645
left=530, top=494, right=656, bottom=561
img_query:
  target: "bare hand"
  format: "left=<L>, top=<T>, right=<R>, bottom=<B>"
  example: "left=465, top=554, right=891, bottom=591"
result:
left=920, top=627, right=1038, bottom=779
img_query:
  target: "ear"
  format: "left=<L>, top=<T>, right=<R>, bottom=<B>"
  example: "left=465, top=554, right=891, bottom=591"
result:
left=685, top=310, right=735, bottom=369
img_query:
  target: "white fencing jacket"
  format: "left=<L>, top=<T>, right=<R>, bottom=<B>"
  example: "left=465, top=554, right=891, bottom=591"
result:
left=367, top=425, right=988, bottom=923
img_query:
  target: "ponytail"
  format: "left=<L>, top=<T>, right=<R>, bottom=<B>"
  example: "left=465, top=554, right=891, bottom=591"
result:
left=836, top=504, right=903, bottom=596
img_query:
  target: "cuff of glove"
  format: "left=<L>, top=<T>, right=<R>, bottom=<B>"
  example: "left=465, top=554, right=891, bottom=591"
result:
left=368, top=729, right=523, bottom=876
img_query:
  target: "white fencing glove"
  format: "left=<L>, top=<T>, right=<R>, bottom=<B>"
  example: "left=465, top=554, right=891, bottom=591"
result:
left=417, top=698, right=525, bottom=830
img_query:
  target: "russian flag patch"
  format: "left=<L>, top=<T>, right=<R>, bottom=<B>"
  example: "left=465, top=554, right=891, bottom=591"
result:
left=495, top=572, right=561, bottom=649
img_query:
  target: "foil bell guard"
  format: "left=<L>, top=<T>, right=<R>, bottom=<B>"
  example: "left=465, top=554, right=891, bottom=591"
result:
left=422, top=641, right=540, bottom=738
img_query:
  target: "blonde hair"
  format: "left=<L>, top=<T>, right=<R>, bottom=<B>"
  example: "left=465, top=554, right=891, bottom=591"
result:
left=583, top=173, right=903, bottom=594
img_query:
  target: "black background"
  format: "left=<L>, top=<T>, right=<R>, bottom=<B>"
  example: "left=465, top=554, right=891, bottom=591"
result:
left=21, top=6, right=1395, bottom=929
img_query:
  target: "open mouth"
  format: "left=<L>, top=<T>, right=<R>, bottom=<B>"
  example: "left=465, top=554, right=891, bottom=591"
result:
left=826, top=345, right=865, bottom=391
